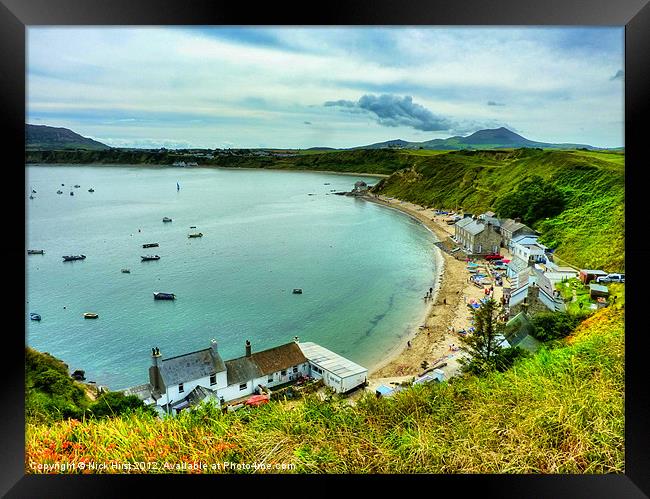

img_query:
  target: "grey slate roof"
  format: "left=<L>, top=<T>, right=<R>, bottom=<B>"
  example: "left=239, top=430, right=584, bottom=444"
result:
left=501, top=219, right=533, bottom=234
left=455, top=217, right=474, bottom=229
left=123, top=383, right=153, bottom=401
left=225, top=356, right=263, bottom=386
left=159, top=347, right=226, bottom=386
left=505, top=313, right=541, bottom=352
left=507, top=257, right=528, bottom=273
left=464, top=220, right=487, bottom=236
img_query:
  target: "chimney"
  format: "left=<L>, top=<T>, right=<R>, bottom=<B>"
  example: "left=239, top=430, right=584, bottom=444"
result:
left=293, top=336, right=300, bottom=343
left=514, top=217, right=521, bottom=223
left=245, top=340, right=252, bottom=357
left=151, top=346, right=161, bottom=368
left=210, top=338, right=218, bottom=355
left=149, top=347, right=162, bottom=393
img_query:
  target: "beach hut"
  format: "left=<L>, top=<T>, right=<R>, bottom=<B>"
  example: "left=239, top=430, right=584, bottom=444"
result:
left=298, top=342, right=368, bottom=393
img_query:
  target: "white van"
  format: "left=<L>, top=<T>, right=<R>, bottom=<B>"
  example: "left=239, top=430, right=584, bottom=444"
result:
left=596, top=273, right=625, bottom=283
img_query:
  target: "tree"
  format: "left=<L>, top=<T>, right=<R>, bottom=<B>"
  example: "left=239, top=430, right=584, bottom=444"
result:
left=458, top=298, right=508, bottom=375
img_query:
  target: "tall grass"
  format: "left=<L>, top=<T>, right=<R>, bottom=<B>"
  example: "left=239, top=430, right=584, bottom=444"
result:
left=26, top=308, right=624, bottom=474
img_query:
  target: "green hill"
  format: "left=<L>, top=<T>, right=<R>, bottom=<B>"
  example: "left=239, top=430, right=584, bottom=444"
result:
left=26, top=124, right=111, bottom=151
left=25, top=307, right=624, bottom=474
left=372, top=148, right=624, bottom=271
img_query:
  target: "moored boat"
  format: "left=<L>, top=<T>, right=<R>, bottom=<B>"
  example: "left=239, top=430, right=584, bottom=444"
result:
left=121, top=268, right=131, bottom=273
left=30, top=312, right=41, bottom=321
left=83, top=312, right=99, bottom=319
left=153, top=291, right=176, bottom=300
left=188, top=232, right=203, bottom=238
left=70, top=191, right=74, bottom=196
left=74, top=184, right=81, bottom=188
left=57, top=190, right=63, bottom=194
left=142, top=243, right=159, bottom=248
left=28, top=249, right=45, bottom=255
left=29, top=195, right=34, bottom=199
left=62, top=254, right=86, bottom=261
left=162, top=217, right=172, bottom=222
left=292, top=288, right=303, bottom=294
left=141, top=255, right=160, bottom=261
left=88, top=188, right=95, bottom=192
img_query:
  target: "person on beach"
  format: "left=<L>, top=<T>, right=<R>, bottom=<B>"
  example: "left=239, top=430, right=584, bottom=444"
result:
left=407, top=341, right=412, bottom=349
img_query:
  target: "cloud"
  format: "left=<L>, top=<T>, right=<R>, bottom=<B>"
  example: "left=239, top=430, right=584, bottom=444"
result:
left=325, top=94, right=453, bottom=132
left=487, top=101, right=506, bottom=106
left=610, top=69, right=624, bottom=81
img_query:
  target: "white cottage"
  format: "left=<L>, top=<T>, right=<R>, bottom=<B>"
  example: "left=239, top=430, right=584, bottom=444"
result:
left=136, top=339, right=310, bottom=415
left=297, top=342, right=368, bottom=393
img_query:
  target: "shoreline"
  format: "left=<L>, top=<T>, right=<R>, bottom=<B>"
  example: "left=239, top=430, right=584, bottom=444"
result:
left=26, top=162, right=389, bottom=179
left=363, top=194, right=476, bottom=381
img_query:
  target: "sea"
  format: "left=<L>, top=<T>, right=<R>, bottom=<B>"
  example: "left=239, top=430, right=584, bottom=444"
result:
left=26, top=165, right=439, bottom=390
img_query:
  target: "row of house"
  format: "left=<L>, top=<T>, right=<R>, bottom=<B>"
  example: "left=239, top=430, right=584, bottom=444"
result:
left=124, top=338, right=368, bottom=416
left=452, top=211, right=579, bottom=317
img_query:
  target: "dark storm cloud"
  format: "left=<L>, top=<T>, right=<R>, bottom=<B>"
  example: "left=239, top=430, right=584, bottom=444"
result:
left=324, top=94, right=453, bottom=131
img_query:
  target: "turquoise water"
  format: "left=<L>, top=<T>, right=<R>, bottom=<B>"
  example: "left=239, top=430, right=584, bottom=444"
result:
left=26, top=165, right=438, bottom=390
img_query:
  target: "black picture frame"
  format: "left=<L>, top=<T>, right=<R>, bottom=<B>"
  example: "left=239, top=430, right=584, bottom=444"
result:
left=2, top=0, right=648, bottom=496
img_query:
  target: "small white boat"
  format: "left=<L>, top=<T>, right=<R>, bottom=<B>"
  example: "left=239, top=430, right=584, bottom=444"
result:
left=83, top=312, right=99, bottom=319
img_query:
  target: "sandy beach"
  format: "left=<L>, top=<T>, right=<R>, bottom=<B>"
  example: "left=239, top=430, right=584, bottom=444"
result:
left=364, top=194, right=505, bottom=383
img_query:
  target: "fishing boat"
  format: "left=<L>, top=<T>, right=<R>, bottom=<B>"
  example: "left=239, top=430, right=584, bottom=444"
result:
left=27, top=249, right=45, bottom=255
left=62, top=254, right=86, bottom=261
left=162, top=217, right=172, bottom=223
left=121, top=268, right=131, bottom=273
left=88, top=188, right=95, bottom=192
left=57, top=190, right=63, bottom=194
left=292, top=288, right=303, bottom=294
left=142, top=243, right=159, bottom=248
left=188, top=232, right=203, bottom=238
left=153, top=292, right=176, bottom=300
left=83, top=312, right=99, bottom=319
left=141, top=255, right=160, bottom=261
left=30, top=312, right=41, bottom=321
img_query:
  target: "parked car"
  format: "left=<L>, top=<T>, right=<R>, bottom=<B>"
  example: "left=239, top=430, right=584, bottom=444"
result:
left=596, top=273, right=625, bottom=283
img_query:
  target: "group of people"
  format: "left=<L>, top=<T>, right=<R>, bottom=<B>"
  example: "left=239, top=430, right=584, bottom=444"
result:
left=423, top=286, right=434, bottom=302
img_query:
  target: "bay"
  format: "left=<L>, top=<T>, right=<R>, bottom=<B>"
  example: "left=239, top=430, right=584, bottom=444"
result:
left=26, top=165, right=438, bottom=390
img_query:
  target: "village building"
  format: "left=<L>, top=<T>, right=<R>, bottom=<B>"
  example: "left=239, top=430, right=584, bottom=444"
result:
left=453, top=217, right=502, bottom=255
left=352, top=180, right=369, bottom=193
left=124, top=338, right=368, bottom=415
left=297, top=342, right=368, bottom=393
left=579, top=269, right=608, bottom=284
left=504, top=312, right=542, bottom=353
left=509, top=234, right=548, bottom=265
left=500, top=218, right=537, bottom=248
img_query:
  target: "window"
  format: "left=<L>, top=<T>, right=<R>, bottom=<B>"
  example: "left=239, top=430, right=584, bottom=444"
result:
left=239, top=383, right=247, bottom=391
left=312, top=365, right=323, bottom=375
left=178, top=383, right=184, bottom=393
left=268, top=375, right=274, bottom=383
left=292, top=366, right=298, bottom=373
left=281, top=370, right=287, bottom=376
left=210, top=373, right=217, bottom=386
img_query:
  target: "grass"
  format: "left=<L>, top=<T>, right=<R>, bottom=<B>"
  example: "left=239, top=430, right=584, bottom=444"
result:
left=26, top=307, right=624, bottom=474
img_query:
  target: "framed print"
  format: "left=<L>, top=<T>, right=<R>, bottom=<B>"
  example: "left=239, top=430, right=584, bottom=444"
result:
left=1, top=0, right=648, bottom=496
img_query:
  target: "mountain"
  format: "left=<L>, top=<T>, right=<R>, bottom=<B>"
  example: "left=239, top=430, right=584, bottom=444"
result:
left=357, top=127, right=600, bottom=151
left=26, top=124, right=111, bottom=151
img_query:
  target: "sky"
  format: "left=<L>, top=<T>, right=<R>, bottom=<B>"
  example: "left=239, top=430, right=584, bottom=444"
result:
left=27, top=27, right=624, bottom=149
